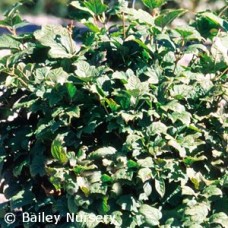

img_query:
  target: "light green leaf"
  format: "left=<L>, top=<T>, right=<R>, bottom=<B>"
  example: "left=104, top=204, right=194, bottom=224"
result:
left=126, top=8, right=154, bottom=26
left=90, top=183, right=107, bottom=195
left=145, top=67, right=159, bottom=84
left=170, top=84, right=193, bottom=98
left=155, top=9, right=187, bottom=28
left=137, top=157, right=154, bottom=168
left=89, top=146, right=116, bottom=159
left=114, top=168, right=133, bottom=181
left=162, top=100, right=185, bottom=112
left=185, top=44, right=209, bottom=55
left=34, top=25, right=78, bottom=58
left=125, top=74, right=141, bottom=91
left=185, top=203, right=209, bottom=223
left=84, top=0, right=107, bottom=15
left=139, top=204, right=162, bottom=226
left=211, top=34, right=228, bottom=65
left=168, top=139, right=186, bottom=157
left=51, top=135, right=68, bottom=164
left=169, top=111, right=191, bottom=125
left=210, top=212, right=228, bottom=227
left=47, top=67, right=69, bottom=85
left=182, top=186, right=196, bottom=196
left=147, top=121, right=168, bottom=135
left=74, top=61, right=97, bottom=81
left=183, top=155, right=207, bottom=165
left=81, top=18, right=100, bottom=32
left=138, top=168, right=152, bottom=183
left=142, top=0, right=166, bottom=9
left=0, top=35, right=21, bottom=50
left=143, top=182, right=152, bottom=197
left=155, top=178, right=165, bottom=197
left=203, top=185, right=223, bottom=198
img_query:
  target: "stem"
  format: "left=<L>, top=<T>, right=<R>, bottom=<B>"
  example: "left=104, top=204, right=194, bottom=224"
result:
left=67, top=20, right=74, bottom=53
left=132, top=0, right=136, bottom=9
left=219, top=5, right=228, bottom=17
left=122, top=12, right=126, bottom=39
left=213, top=67, right=228, bottom=82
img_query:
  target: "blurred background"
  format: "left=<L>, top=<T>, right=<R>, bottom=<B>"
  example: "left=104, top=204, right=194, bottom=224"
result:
left=0, top=0, right=227, bottom=19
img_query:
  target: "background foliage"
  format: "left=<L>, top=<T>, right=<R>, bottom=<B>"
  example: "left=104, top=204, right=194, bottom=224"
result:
left=0, top=0, right=228, bottom=227
left=0, top=0, right=227, bottom=17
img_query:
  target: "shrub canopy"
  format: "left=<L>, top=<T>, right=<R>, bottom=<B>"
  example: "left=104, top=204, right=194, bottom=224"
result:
left=0, top=1, right=227, bottom=227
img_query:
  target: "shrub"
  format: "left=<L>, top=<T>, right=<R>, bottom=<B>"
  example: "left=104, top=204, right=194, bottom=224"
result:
left=0, top=1, right=227, bottom=227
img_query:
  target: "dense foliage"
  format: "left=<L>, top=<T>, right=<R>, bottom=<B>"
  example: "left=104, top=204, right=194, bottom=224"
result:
left=0, top=1, right=227, bottom=227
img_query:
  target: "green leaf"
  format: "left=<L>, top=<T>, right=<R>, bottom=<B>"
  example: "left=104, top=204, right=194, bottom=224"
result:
left=183, top=156, right=207, bottom=166
left=13, top=160, right=28, bottom=177
left=117, top=195, right=139, bottom=212
left=200, top=12, right=228, bottom=32
left=101, top=174, right=113, bottom=183
left=156, top=34, right=176, bottom=51
left=142, top=0, right=166, bottom=9
left=66, top=106, right=80, bottom=119
left=99, top=196, right=110, bottom=214
left=67, top=195, right=78, bottom=213
left=34, top=25, right=78, bottom=58
left=51, top=135, right=68, bottom=164
left=139, top=204, right=162, bottom=226
left=81, top=18, right=100, bottom=32
left=88, top=146, right=116, bottom=159
left=10, top=189, right=35, bottom=209
left=155, top=9, right=187, bottom=28
left=127, top=160, right=139, bottom=168
left=66, top=83, right=77, bottom=99
left=73, top=164, right=97, bottom=174
left=84, top=0, right=107, bottom=15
